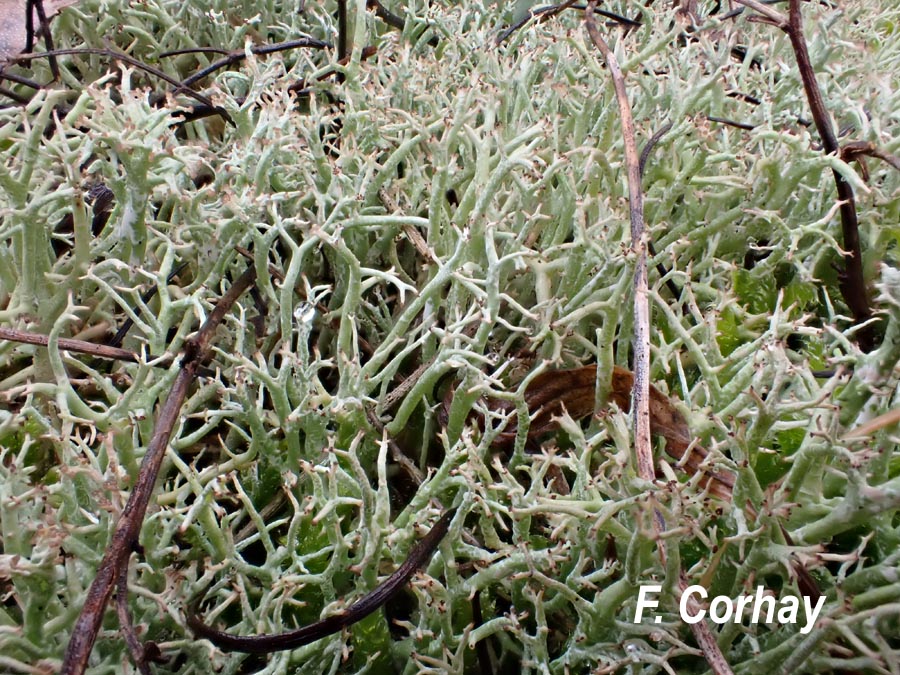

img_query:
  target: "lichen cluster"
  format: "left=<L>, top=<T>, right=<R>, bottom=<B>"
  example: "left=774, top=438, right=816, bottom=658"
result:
left=1, top=2, right=898, bottom=673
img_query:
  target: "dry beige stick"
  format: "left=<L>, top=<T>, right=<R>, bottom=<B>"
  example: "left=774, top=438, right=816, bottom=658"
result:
left=584, top=1, right=652, bottom=481
left=0, top=326, right=142, bottom=363
left=584, top=5, right=733, bottom=672
left=842, top=407, right=900, bottom=441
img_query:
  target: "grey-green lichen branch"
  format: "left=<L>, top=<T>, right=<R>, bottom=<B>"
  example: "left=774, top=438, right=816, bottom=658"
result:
left=0, top=1, right=898, bottom=674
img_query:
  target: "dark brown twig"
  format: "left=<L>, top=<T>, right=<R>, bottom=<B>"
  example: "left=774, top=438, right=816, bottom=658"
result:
left=497, top=2, right=639, bottom=44
left=367, top=0, right=440, bottom=47
left=734, top=0, right=876, bottom=350
left=60, top=265, right=258, bottom=675
left=638, top=121, right=673, bottom=179
left=368, top=0, right=404, bottom=30
left=337, top=0, right=349, bottom=64
left=108, top=262, right=190, bottom=349
left=365, top=409, right=425, bottom=485
left=24, top=0, right=59, bottom=78
left=158, top=47, right=232, bottom=57
left=24, top=0, right=35, bottom=53
left=15, top=47, right=225, bottom=116
left=0, top=68, right=42, bottom=90
left=0, top=86, right=30, bottom=103
left=639, top=122, right=684, bottom=302
left=286, top=45, right=378, bottom=96
left=116, top=563, right=151, bottom=675
left=187, top=508, right=455, bottom=653
left=234, top=245, right=285, bottom=283
left=720, top=0, right=788, bottom=21
left=498, top=0, right=577, bottom=45
left=840, top=140, right=900, bottom=177
left=786, top=0, right=872, bottom=344
left=180, top=38, right=330, bottom=88
left=28, top=0, right=59, bottom=80
left=706, top=115, right=756, bottom=131
left=174, top=43, right=377, bottom=125
left=0, top=326, right=144, bottom=363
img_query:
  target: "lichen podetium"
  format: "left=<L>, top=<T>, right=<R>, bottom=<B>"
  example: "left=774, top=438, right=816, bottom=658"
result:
left=0, top=1, right=899, bottom=673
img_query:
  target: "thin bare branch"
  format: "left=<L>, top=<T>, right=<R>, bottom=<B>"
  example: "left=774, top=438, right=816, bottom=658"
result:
left=584, top=1, right=652, bottom=482
left=29, top=0, right=59, bottom=79
left=841, top=140, right=900, bottom=174
left=15, top=47, right=225, bottom=115
left=842, top=406, right=900, bottom=441
left=180, top=38, right=329, bottom=88
left=187, top=508, right=455, bottom=653
left=115, top=563, right=151, bottom=675
left=706, top=115, right=756, bottom=130
left=0, top=326, right=143, bottom=363
left=733, top=0, right=876, bottom=350
left=585, top=9, right=735, bottom=674
left=679, top=576, right=737, bottom=675
left=0, top=68, right=42, bottom=90
left=732, top=0, right=788, bottom=26
left=337, top=0, right=348, bottom=63
left=60, top=265, right=258, bottom=675
left=497, top=1, right=638, bottom=45
left=367, top=0, right=440, bottom=47
left=108, top=261, right=188, bottom=349
left=786, top=0, right=872, bottom=343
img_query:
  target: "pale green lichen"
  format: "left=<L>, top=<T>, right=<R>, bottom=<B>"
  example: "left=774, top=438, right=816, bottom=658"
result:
left=1, top=1, right=899, bottom=674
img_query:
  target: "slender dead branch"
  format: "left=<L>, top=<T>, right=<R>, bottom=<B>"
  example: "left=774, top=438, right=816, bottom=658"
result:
left=638, top=121, right=672, bottom=178
left=337, top=0, right=349, bottom=64
left=367, top=0, right=440, bottom=47
left=706, top=115, right=756, bottom=130
left=639, top=121, right=684, bottom=303
left=731, top=0, right=788, bottom=25
left=108, top=262, right=189, bottom=349
left=234, top=245, right=285, bottom=283
left=720, top=0, right=789, bottom=21
left=786, top=0, right=873, bottom=347
left=0, top=67, right=42, bottom=90
left=585, top=8, right=735, bottom=674
left=497, top=1, right=639, bottom=45
left=180, top=38, right=330, bottom=88
left=0, top=326, right=144, bottom=363
left=734, top=0, right=876, bottom=350
left=187, top=508, right=455, bottom=653
left=0, top=86, right=30, bottom=103
left=368, top=0, right=404, bottom=31
left=158, top=47, right=231, bottom=57
left=584, top=1, right=652, bottom=482
left=286, top=44, right=378, bottom=95
left=116, top=563, right=151, bottom=675
left=678, top=575, right=737, bottom=675
left=174, top=42, right=377, bottom=125
left=842, top=405, right=900, bottom=441
left=15, top=47, right=227, bottom=117
left=32, top=0, right=59, bottom=79
left=841, top=140, right=900, bottom=176
left=60, top=265, right=257, bottom=675
left=24, top=0, right=35, bottom=53
left=366, top=409, right=426, bottom=485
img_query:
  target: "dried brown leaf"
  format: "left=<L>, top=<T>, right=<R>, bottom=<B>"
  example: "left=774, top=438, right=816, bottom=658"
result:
left=443, top=365, right=735, bottom=500
left=441, top=364, right=820, bottom=598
